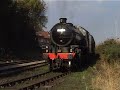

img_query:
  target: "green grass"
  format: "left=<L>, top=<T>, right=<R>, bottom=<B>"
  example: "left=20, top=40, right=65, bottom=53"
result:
left=54, top=67, right=94, bottom=90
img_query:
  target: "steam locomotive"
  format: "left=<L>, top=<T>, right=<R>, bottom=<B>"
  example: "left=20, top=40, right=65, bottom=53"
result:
left=46, top=18, right=95, bottom=71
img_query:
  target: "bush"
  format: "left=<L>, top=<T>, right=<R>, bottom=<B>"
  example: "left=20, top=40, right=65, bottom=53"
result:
left=96, top=39, right=120, bottom=62
left=92, top=39, right=120, bottom=90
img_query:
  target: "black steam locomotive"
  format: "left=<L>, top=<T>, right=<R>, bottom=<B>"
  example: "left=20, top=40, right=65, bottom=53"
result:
left=47, top=18, right=95, bottom=71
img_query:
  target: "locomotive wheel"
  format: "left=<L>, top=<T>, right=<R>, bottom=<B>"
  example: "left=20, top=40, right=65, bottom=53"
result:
left=67, top=67, right=72, bottom=71
left=49, top=61, right=53, bottom=71
left=48, top=64, right=53, bottom=71
left=60, top=61, right=72, bottom=72
left=63, top=60, right=72, bottom=71
left=74, top=53, right=82, bottom=70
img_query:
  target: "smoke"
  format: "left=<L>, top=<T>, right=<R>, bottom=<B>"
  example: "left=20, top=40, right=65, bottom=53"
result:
left=56, top=1, right=76, bottom=23
left=57, top=1, right=67, bottom=17
left=45, top=0, right=76, bottom=28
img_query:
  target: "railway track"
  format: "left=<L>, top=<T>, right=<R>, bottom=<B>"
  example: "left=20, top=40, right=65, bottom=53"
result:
left=0, top=60, right=48, bottom=77
left=0, top=59, right=44, bottom=68
left=0, top=60, right=29, bottom=68
left=0, top=70, right=70, bottom=90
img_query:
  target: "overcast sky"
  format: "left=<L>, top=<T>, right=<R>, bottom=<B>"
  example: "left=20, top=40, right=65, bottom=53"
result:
left=44, top=0, right=120, bottom=44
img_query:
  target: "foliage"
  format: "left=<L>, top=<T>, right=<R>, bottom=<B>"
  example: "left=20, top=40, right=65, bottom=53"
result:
left=96, top=39, right=120, bottom=62
left=0, top=0, right=47, bottom=58
left=11, top=0, right=47, bottom=30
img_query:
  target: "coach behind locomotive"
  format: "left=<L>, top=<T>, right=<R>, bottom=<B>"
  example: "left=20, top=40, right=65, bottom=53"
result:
left=47, top=18, right=95, bottom=71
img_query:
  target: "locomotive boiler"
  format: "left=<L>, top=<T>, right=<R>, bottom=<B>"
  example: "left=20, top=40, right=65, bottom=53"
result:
left=47, top=18, right=95, bottom=71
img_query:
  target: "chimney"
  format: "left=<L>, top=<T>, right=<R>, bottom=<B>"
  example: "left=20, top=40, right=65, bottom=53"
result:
left=59, top=18, right=67, bottom=23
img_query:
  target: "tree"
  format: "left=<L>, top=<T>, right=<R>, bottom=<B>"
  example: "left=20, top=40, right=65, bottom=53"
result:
left=0, top=0, right=47, bottom=57
left=12, top=0, right=47, bottom=31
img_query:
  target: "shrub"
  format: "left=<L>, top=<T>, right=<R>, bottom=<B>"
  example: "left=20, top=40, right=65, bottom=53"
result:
left=96, top=39, right=120, bottom=62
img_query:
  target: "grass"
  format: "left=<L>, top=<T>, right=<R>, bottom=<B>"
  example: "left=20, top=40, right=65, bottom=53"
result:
left=92, top=61, right=120, bottom=90
left=53, top=67, right=95, bottom=90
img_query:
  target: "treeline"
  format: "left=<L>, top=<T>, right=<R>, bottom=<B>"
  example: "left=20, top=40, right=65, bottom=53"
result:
left=0, top=0, right=47, bottom=58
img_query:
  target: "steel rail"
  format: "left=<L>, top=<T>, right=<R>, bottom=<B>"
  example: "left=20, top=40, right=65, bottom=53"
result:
left=0, top=70, right=70, bottom=90
left=0, top=61, right=48, bottom=77
left=0, top=60, right=46, bottom=72
left=0, top=71, right=50, bottom=88
left=18, top=72, right=70, bottom=90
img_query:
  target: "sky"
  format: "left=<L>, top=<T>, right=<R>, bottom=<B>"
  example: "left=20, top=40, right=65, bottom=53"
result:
left=44, top=0, right=120, bottom=44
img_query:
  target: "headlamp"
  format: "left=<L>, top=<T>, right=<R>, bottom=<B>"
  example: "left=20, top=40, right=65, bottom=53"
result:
left=57, top=28, right=65, bottom=33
